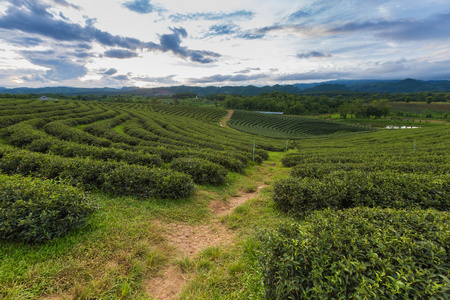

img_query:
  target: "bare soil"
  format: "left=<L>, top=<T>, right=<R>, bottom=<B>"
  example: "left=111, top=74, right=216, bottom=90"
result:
left=220, top=110, right=234, bottom=127
left=144, top=185, right=266, bottom=300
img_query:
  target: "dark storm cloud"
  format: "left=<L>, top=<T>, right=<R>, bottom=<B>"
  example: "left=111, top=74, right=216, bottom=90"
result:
left=104, top=49, right=139, bottom=59
left=297, top=51, right=332, bottom=59
left=170, top=10, right=254, bottom=22
left=122, top=0, right=163, bottom=14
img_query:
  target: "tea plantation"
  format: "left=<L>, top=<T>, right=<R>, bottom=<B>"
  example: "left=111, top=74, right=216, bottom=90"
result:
left=228, top=110, right=375, bottom=138
left=264, top=124, right=450, bottom=299
left=0, top=97, right=449, bottom=299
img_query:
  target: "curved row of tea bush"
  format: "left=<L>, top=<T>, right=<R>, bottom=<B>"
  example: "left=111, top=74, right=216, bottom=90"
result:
left=154, top=105, right=228, bottom=123
left=258, top=207, right=450, bottom=299
left=273, top=170, right=449, bottom=216
left=228, top=110, right=375, bottom=138
left=0, top=145, right=194, bottom=199
left=0, top=173, right=97, bottom=243
left=290, top=160, right=450, bottom=177
left=170, top=157, right=228, bottom=185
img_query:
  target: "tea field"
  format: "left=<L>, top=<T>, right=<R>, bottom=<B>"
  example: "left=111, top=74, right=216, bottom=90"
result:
left=227, top=109, right=375, bottom=138
left=0, top=97, right=449, bottom=299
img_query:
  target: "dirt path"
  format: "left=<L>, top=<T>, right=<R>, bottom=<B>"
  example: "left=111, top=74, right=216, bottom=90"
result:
left=220, top=110, right=233, bottom=128
left=145, top=185, right=266, bottom=300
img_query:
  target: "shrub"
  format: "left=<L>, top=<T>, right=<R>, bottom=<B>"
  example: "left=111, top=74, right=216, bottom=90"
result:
left=258, top=207, right=450, bottom=299
left=273, top=171, right=449, bottom=216
left=169, top=157, right=228, bottom=185
left=0, top=174, right=97, bottom=243
left=0, top=146, right=194, bottom=199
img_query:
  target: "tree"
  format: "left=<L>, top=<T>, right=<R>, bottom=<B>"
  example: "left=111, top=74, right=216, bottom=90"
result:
left=426, top=96, right=432, bottom=104
left=405, top=96, right=411, bottom=103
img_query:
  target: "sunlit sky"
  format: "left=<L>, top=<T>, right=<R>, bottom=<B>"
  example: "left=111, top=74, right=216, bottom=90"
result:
left=0, top=0, right=449, bottom=88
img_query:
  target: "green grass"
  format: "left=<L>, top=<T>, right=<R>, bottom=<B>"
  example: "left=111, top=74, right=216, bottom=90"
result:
left=0, top=153, right=290, bottom=299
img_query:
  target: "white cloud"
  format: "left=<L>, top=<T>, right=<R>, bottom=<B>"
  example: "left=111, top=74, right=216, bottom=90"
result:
left=0, top=0, right=449, bottom=88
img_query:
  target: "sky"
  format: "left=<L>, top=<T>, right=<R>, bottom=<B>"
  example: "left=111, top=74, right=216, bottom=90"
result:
left=0, top=0, right=449, bottom=88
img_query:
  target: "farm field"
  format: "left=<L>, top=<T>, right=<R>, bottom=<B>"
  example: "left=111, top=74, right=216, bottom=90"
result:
left=227, top=109, right=376, bottom=138
left=0, top=98, right=449, bottom=299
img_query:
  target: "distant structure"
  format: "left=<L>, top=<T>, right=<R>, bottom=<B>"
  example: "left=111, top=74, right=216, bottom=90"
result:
left=39, top=96, right=57, bottom=100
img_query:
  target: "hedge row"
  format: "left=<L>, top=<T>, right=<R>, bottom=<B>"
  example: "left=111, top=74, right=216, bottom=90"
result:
left=27, top=138, right=162, bottom=167
left=273, top=171, right=449, bottom=216
left=0, top=174, right=97, bottom=243
left=0, top=146, right=194, bottom=199
left=290, top=161, right=450, bottom=178
left=258, top=207, right=450, bottom=299
left=170, top=157, right=228, bottom=185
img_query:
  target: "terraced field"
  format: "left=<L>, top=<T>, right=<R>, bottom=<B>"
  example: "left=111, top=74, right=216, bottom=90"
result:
left=0, top=99, right=289, bottom=200
left=1, top=98, right=449, bottom=299
left=228, top=110, right=375, bottom=138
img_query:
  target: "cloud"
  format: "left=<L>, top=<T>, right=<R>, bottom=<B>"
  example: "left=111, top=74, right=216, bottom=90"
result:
left=159, top=27, right=220, bottom=63
left=208, top=23, right=240, bottom=36
left=104, top=49, right=139, bottom=59
left=72, top=50, right=95, bottom=58
left=112, top=75, right=129, bottom=81
left=327, top=13, right=450, bottom=41
left=276, top=71, right=349, bottom=81
left=297, top=51, right=332, bottom=59
left=53, top=0, right=80, bottom=10
left=20, top=50, right=88, bottom=81
left=122, top=0, right=162, bottom=14
left=188, top=73, right=268, bottom=84
left=0, top=1, right=220, bottom=64
left=4, top=35, right=44, bottom=47
left=236, top=31, right=266, bottom=40
left=234, top=68, right=261, bottom=74
left=0, top=4, right=147, bottom=49
left=169, top=10, right=254, bottom=22
left=132, top=74, right=179, bottom=84
left=102, top=68, right=118, bottom=75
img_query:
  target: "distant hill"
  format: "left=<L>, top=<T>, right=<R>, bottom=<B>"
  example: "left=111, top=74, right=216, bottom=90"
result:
left=1, top=79, right=449, bottom=97
left=347, top=79, right=450, bottom=93
left=300, top=84, right=350, bottom=93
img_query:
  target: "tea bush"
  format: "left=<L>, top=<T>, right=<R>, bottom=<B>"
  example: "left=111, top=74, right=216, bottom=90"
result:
left=258, top=207, right=450, bottom=299
left=273, top=171, right=449, bottom=216
left=0, top=146, right=194, bottom=199
left=0, top=174, right=97, bottom=243
left=170, top=157, right=228, bottom=185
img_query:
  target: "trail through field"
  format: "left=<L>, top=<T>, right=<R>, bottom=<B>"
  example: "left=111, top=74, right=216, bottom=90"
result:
left=220, top=109, right=234, bottom=127
left=145, top=185, right=266, bottom=300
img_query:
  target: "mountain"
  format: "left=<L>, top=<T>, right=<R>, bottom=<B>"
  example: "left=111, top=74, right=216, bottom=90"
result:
left=1, top=79, right=449, bottom=97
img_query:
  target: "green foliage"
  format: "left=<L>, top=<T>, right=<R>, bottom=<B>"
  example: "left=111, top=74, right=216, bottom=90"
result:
left=0, top=174, right=97, bottom=243
left=0, top=145, right=194, bottom=199
left=170, top=157, right=228, bottom=185
left=273, top=171, right=449, bottom=216
left=228, top=110, right=374, bottom=139
left=258, top=207, right=450, bottom=299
